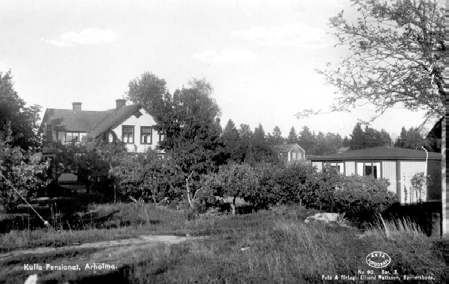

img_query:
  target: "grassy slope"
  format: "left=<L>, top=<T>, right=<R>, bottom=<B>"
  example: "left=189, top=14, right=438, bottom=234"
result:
left=0, top=203, right=445, bottom=284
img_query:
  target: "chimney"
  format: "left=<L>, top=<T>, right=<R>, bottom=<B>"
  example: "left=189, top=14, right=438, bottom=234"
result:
left=116, top=99, right=126, bottom=110
left=72, top=102, right=82, bottom=111
left=383, top=138, right=391, bottom=147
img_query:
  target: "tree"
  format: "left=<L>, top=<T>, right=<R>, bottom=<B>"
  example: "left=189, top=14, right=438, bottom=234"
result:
left=298, top=126, right=316, bottom=154
left=394, top=126, right=429, bottom=150
left=0, top=125, right=51, bottom=211
left=110, top=149, right=179, bottom=203
left=0, top=71, right=42, bottom=149
left=268, top=126, right=283, bottom=145
left=342, top=136, right=350, bottom=147
left=379, top=129, right=392, bottom=146
left=250, top=123, right=278, bottom=165
left=253, top=123, right=266, bottom=143
left=349, top=123, right=365, bottom=150
left=222, top=119, right=242, bottom=162
left=126, top=73, right=226, bottom=208
left=324, top=132, right=343, bottom=154
left=349, top=123, right=387, bottom=150
left=51, top=140, right=127, bottom=193
left=309, top=0, right=444, bottom=124
left=239, top=124, right=253, bottom=140
left=311, top=132, right=327, bottom=155
left=287, top=127, right=298, bottom=144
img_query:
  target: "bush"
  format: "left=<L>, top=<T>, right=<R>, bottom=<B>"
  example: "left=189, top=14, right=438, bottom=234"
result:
left=109, top=150, right=181, bottom=202
left=0, top=129, right=51, bottom=212
left=332, top=175, right=397, bottom=221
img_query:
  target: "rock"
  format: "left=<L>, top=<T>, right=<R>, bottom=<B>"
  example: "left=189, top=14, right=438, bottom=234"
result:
left=305, top=213, right=341, bottom=224
left=24, top=274, right=38, bottom=284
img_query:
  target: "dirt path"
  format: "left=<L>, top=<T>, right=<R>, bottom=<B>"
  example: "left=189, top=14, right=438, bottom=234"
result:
left=0, top=234, right=205, bottom=262
left=1, top=234, right=207, bottom=283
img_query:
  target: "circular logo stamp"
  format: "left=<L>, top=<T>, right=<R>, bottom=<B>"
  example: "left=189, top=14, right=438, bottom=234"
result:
left=365, top=251, right=391, bottom=268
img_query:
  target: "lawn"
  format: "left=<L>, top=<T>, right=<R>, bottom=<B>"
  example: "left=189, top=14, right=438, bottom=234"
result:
left=0, top=203, right=445, bottom=284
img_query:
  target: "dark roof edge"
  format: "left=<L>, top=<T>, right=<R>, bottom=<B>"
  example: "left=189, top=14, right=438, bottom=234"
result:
left=310, top=157, right=441, bottom=161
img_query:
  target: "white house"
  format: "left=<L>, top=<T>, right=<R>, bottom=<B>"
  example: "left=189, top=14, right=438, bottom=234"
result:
left=40, top=99, right=164, bottom=155
left=309, top=146, right=441, bottom=204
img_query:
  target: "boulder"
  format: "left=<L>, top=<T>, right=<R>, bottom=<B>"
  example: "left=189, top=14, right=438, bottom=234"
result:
left=304, top=212, right=341, bottom=224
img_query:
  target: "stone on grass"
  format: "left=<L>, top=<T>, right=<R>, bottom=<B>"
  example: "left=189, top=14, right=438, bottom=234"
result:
left=304, top=213, right=341, bottom=224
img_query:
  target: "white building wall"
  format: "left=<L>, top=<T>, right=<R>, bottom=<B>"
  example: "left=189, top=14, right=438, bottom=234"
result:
left=381, top=161, right=397, bottom=195
left=345, top=161, right=355, bottom=175
left=312, top=162, right=322, bottom=171
left=111, top=111, right=163, bottom=153
left=400, top=161, right=427, bottom=204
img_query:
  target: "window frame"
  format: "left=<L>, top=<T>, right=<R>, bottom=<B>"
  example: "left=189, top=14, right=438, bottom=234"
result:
left=357, top=162, right=380, bottom=179
left=140, top=126, right=153, bottom=145
left=122, top=125, right=135, bottom=144
left=46, top=124, right=52, bottom=143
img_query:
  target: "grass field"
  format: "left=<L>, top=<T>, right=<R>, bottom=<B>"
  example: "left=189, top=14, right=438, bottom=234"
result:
left=0, top=203, right=445, bottom=284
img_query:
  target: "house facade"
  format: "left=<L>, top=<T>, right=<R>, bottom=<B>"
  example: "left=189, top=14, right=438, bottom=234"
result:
left=309, top=146, right=441, bottom=204
left=273, top=143, right=306, bottom=163
left=40, top=99, right=164, bottom=155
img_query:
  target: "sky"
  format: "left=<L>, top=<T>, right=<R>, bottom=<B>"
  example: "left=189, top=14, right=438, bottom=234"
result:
left=0, top=0, right=435, bottom=141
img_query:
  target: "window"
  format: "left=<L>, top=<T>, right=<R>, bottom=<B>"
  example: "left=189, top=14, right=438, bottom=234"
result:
left=66, top=132, right=80, bottom=143
left=292, top=152, right=296, bottom=160
left=46, top=125, right=52, bottom=143
left=357, top=162, right=380, bottom=179
left=325, top=162, right=343, bottom=174
left=57, top=131, right=65, bottom=143
left=122, top=126, right=134, bottom=144
left=141, top=127, right=152, bottom=144
left=364, top=164, right=378, bottom=178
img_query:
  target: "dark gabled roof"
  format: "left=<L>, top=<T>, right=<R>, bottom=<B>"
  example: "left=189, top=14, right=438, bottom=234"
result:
left=337, top=147, right=350, bottom=153
left=273, top=143, right=304, bottom=153
left=425, top=117, right=443, bottom=139
left=87, top=104, right=142, bottom=139
left=39, top=109, right=113, bottom=133
left=309, top=146, right=441, bottom=161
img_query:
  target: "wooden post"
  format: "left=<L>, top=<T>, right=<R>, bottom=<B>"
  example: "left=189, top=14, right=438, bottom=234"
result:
left=441, top=39, right=446, bottom=234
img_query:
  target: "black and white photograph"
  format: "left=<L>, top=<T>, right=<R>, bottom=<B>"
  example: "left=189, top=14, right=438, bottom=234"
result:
left=0, top=0, right=446, bottom=283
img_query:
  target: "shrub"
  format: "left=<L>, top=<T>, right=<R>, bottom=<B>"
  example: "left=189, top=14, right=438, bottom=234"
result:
left=246, top=163, right=280, bottom=210
left=332, top=175, right=397, bottom=221
left=0, top=128, right=51, bottom=212
left=109, top=150, right=181, bottom=202
left=270, top=163, right=340, bottom=210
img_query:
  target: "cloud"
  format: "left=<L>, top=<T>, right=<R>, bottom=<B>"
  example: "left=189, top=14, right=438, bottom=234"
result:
left=232, top=23, right=330, bottom=49
left=192, top=49, right=259, bottom=64
left=45, top=28, right=118, bottom=47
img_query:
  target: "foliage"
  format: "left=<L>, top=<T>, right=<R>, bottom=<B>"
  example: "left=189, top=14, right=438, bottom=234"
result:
left=126, top=73, right=227, bottom=207
left=221, top=119, right=240, bottom=162
left=270, top=126, right=284, bottom=145
left=314, top=0, right=444, bottom=123
left=50, top=140, right=127, bottom=190
left=332, top=175, right=397, bottom=220
left=0, top=71, right=42, bottom=149
left=298, top=126, right=316, bottom=154
left=312, top=131, right=341, bottom=155
left=109, top=150, right=180, bottom=202
left=349, top=122, right=391, bottom=150
left=0, top=126, right=51, bottom=211
left=410, top=172, right=431, bottom=203
left=220, top=164, right=258, bottom=203
left=286, top=126, right=297, bottom=144
left=395, top=126, right=429, bottom=150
